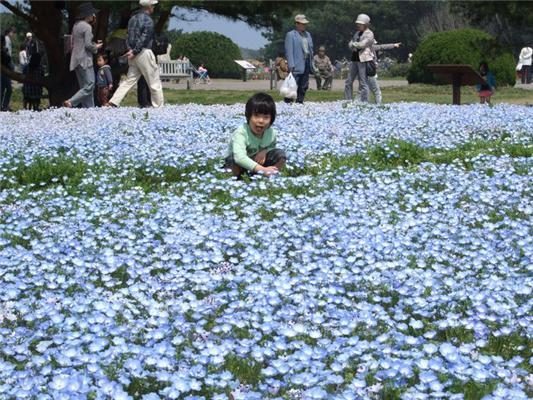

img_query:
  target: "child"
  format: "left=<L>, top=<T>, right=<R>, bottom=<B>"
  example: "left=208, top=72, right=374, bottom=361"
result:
left=476, top=61, right=496, bottom=104
left=224, top=93, right=286, bottom=178
left=22, top=52, right=44, bottom=111
left=95, top=54, right=113, bottom=106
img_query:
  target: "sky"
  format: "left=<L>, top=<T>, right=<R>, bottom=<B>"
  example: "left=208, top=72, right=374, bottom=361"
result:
left=169, top=8, right=270, bottom=50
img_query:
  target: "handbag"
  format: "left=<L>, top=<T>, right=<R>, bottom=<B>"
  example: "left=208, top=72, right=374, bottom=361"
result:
left=365, top=60, right=377, bottom=77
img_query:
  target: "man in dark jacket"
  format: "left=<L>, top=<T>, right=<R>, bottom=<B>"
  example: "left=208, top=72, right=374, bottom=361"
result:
left=108, top=0, right=163, bottom=107
left=1, top=35, right=14, bottom=111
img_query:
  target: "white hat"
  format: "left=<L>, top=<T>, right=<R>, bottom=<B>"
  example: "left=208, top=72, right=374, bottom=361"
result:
left=355, top=14, right=370, bottom=25
left=295, top=14, right=310, bottom=24
left=26, top=32, right=33, bottom=38
left=139, top=0, right=158, bottom=6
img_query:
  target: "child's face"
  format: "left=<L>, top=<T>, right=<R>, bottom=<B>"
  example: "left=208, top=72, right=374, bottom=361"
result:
left=97, top=57, right=105, bottom=67
left=249, top=113, right=271, bottom=136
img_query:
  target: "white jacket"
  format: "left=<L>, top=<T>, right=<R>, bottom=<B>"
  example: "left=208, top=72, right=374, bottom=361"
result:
left=348, top=29, right=375, bottom=62
left=519, top=47, right=532, bottom=66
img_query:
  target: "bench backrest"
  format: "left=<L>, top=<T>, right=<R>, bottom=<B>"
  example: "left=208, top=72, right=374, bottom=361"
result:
left=159, top=60, right=191, bottom=77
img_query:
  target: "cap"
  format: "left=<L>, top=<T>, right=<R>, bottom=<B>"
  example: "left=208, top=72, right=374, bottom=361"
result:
left=77, top=3, right=99, bottom=19
left=295, top=14, right=310, bottom=24
left=355, top=14, right=370, bottom=25
left=139, top=0, right=158, bottom=6
left=26, top=32, right=33, bottom=38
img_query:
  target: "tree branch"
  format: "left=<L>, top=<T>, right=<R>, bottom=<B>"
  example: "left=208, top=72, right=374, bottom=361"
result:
left=0, top=0, right=37, bottom=24
left=0, top=65, right=49, bottom=88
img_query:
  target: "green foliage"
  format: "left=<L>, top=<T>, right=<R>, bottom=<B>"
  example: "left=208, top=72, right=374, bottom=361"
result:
left=171, top=31, right=242, bottom=78
left=223, top=355, right=262, bottom=385
left=380, top=63, right=411, bottom=78
left=407, top=29, right=515, bottom=86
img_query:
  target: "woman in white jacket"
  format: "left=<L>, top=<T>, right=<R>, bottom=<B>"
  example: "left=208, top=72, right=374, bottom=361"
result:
left=344, top=14, right=374, bottom=102
left=518, top=46, right=532, bottom=84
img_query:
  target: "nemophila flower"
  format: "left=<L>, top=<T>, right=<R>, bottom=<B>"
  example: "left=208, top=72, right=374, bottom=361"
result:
left=0, top=102, right=531, bottom=398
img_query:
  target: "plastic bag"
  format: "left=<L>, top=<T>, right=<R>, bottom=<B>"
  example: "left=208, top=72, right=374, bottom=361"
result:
left=280, top=72, right=297, bottom=99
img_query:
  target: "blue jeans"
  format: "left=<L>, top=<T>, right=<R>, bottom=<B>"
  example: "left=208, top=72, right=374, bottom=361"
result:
left=69, top=65, right=95, bottom=108
left=1, top=73, right=12, bottom=111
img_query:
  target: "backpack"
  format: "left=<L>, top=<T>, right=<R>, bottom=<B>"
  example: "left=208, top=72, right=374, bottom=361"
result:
left=152, top=34, right=169, bottom=56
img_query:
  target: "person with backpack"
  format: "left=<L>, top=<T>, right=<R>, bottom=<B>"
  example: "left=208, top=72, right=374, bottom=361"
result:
left=107, top=0, right=164, bottom=108
left=63, top=3, right=103, bottom=108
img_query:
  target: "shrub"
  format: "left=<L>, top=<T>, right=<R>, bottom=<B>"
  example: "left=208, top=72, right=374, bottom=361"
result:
left=407, top=29, right=515, bottom=86
left=380, top=63, right=410, bottom=78
left=171, top=31, right=242, bottom=78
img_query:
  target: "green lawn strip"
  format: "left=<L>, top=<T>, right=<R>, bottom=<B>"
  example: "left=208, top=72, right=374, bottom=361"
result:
left=1, top=139, right=530, bottom=197
left=6, top=84, right=532, bottom=111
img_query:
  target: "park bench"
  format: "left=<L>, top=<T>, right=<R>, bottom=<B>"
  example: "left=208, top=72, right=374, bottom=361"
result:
left=428, top=64, right=487, bottom=105
left=158, top=60, right=193, bottom=89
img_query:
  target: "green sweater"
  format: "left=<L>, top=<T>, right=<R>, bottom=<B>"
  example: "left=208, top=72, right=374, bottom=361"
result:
left=227, top=123, right=277, bottom=171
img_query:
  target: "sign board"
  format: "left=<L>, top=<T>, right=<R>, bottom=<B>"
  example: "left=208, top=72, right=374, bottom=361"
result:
left=234, top=60, right=256, bottom=70
left=427, top=64, right=487, bottom=105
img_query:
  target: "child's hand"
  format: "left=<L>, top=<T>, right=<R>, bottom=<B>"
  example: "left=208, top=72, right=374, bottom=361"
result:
left=260, top=166, right=279, bottom=176
left=254, top=150, right=268, bottom=166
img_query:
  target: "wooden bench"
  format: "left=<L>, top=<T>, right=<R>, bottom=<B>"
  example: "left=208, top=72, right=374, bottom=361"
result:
left=158, top=60, right=193, bottom=89
left=428, top=64, right=487, bottom=105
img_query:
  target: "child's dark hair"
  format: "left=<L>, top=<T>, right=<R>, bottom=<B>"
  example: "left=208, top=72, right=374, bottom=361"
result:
left=245, top=93, right=276, bottom=125
left=28, top=52, right=41, bottom=70
left=479, top=61, right=489, bottom=70
left=97, top=53, right=108, bottom=63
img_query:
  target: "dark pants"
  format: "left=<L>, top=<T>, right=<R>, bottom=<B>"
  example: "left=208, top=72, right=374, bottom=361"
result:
left=285, top=59, right=311, bottom=104
left=97, top=86, right=110, bottom=106
left=225, top=148, right=287, bottom=177
left=1, top=74, right=12, bottom=111
left=521, top=65, right=531, bottom=84
left=137, top=75, right=151, bottom=108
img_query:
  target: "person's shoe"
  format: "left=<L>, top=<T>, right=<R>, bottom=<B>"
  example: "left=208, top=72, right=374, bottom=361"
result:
left=63, top=100, right=72, bottom=108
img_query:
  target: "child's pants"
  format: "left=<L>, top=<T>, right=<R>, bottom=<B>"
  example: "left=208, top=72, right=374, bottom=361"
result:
left=97, top=86, right=110, bottom=106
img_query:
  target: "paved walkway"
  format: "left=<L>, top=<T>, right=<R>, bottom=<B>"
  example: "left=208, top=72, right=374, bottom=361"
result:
left=163, top=78, right=533, bottom=91
left=163, top=78, right=409, bottom=91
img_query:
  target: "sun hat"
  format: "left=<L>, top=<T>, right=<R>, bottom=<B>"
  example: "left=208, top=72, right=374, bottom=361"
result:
left=295, top=14, right=310, bottom=24
left=77, top=3, right=99, bottom=19
left=139, top=0, right=158, bottom=6
left=355, top=14, right=370, bottom=25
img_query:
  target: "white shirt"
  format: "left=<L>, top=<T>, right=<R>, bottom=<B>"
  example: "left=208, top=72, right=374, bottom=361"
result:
left=5, top=35, right=12, bottom=56
left=519, top=47, right=532, bottom=66
left=19, top=50, right=28, bottom=66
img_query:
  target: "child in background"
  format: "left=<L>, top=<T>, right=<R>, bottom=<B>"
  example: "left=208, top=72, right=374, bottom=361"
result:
left=196, top=63, right=211, bottom=84
left=476, top=61, right=496, bottom=104
left=22, top=53, right=44, bottom=111
left=224, top=92, right=286, bottom=179
left=95, top=54, right=113, bottom=106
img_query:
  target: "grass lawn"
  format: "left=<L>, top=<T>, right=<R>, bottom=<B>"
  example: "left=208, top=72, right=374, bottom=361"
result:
left=6, top=83, right=533, bottom=111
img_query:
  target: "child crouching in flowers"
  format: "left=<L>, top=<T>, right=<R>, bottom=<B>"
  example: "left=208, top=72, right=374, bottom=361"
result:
left=224, top=92, right=286, bottom=178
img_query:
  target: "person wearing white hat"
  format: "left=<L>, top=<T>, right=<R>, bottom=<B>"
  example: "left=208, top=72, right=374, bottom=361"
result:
left=518, top=46, right=532, bottom=84
left=63, top=2, right=103, bottom=108
left=107, top=0, right=164, bottom=107
left=284, top=14, right=315, bottom=103
left=344, top=13, right=374, bottom=102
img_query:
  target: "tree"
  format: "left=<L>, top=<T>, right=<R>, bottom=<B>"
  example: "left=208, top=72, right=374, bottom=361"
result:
left=0, top=0, right=308, bottom=106
left=171, top=31, right=241, bottom=78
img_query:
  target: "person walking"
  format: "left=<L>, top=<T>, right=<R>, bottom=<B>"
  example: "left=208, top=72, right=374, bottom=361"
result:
left=107, top=0, right=164, bottom=108
left=4, top=27, right=15, bottom=57
left=313, top=46, right=334, bottom=90
left=344, top=14, right=374, bottom=101
left=1, top=35, right=14, bottom=112
left=63, top=3, right=103, bottom=108
left=284, top=14, right=314, bottom=103
left=518, top=46, right=532, bottom=84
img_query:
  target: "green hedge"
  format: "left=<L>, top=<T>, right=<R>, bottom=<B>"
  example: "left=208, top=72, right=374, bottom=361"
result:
left=407, top=29, right=515, bottom=86
left=171, top=31, right=242, bottom=79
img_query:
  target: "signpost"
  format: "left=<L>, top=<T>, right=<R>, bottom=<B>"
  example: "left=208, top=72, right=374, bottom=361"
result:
left=427, top=64, right=487, bottom=105
left=234, top=60, right=256, bottom=82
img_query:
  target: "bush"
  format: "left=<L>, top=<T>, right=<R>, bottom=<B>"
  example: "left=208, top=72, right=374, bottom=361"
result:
left=171, top=31, right=242, bottom=79
left=380, top=63, right=410, bottom=78
left=407, top=29, right=515, bottom=86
